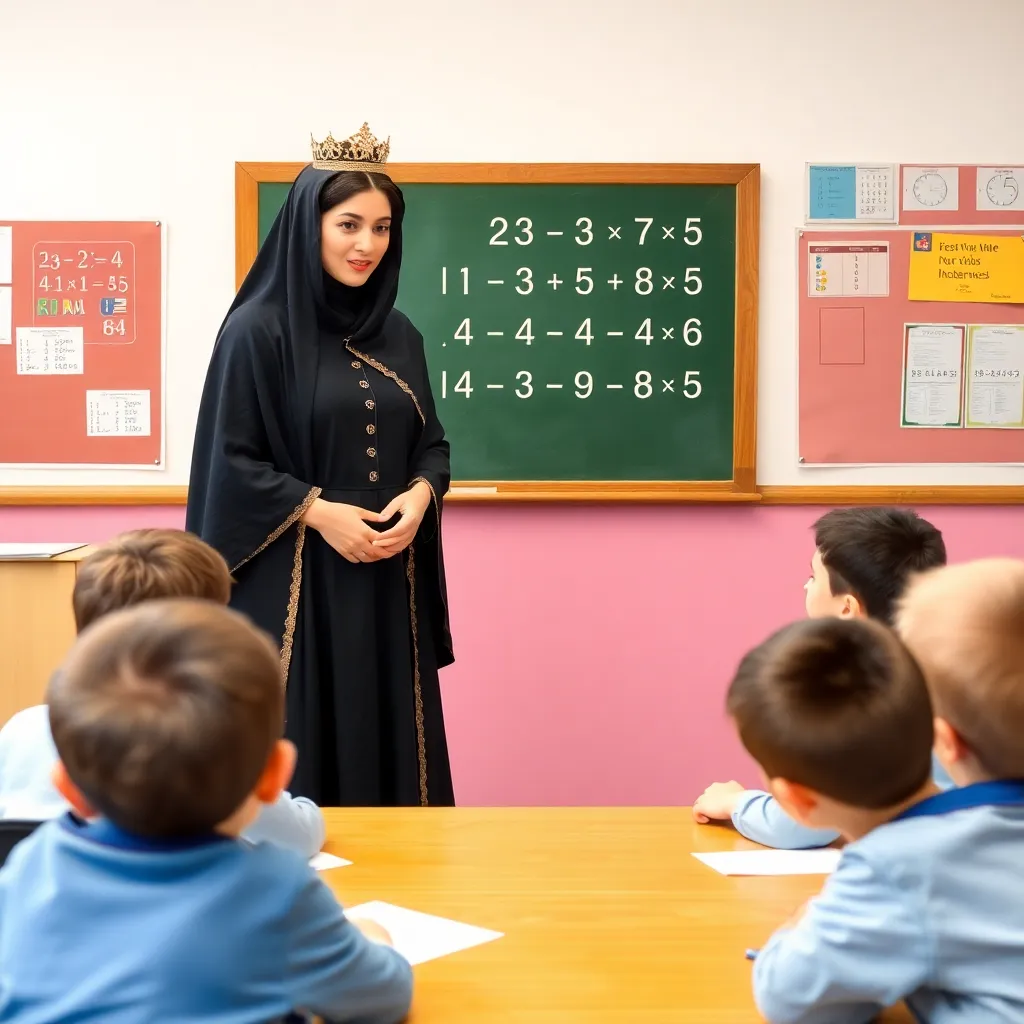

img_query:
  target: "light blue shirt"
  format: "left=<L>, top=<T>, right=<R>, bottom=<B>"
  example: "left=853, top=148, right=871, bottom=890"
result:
left=0, top=705, right=325, bottom=859
left=732, top=753, right=956, bottom=849
left=0, top=814, right=411, bottom=1023
left=753, top=781, right=1024, bottom=1024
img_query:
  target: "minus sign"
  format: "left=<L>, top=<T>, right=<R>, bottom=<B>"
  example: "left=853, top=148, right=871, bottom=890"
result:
left=606, top=384, right=624, bottom=389
left=487, top=384, right=504, bottom=389
left=546, top=384, right=563, bottom=389
left=546, top=332, right=563, bottom=336
left=546, top=231, right=564, bottom=236
left=487, top=331, right=504, bottom=336
left=608, top=331, right=624, bottom=337
left=487, top=280, right=504, bottom=285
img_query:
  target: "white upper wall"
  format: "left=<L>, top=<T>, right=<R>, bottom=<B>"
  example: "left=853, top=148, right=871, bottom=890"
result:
left=2, top=0, right=1022, bottom=485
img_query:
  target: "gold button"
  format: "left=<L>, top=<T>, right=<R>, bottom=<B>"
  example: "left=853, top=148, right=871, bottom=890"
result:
left=367, top=447, right=376, bottom=458
left=366, top=424, right=376, bottom=435
left=365, top=399, right=375, bottom=410
left=351, top=360, right=362, bottom=369
left=369, top=471, right=379, bottom=482
left=359, top=380, right=369, bottom=389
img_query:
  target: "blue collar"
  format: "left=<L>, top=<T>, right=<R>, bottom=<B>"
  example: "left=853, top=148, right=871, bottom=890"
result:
left=894, top=779, right=1024, bottom=822
left=59, top=812, right=233, bottom=853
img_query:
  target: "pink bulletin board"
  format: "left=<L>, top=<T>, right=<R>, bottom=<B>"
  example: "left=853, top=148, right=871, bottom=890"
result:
left=0, top=221, right=163, bottom=467
left=798, top=227, right=1024, bottom=465
left=899, top=165, right=1024, bottom=226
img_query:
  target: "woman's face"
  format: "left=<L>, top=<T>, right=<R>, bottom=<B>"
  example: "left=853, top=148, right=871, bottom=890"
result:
left=320, top=188, right=392, bottom=287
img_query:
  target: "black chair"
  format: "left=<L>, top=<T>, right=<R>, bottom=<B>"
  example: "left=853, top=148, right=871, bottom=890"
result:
left=0, top=820, right=41, bottom=865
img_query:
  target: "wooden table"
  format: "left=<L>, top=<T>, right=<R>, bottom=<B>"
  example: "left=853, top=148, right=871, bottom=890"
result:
left=319, top=808, right=912, bottom=1023
left=0, top=545, right=93, bottom=723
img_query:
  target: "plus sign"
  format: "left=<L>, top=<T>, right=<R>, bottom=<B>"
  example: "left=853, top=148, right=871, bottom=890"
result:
left=607, top=274, right=623, bottom=290
left=548, top=274, right=563, bottom=290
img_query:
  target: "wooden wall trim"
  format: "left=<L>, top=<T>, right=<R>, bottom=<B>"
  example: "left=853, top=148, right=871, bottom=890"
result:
left=0, top=487, right=191, bottom=506
left=1, top=485, right=1023, bottom=506
left=756, top=486, right=1024, bottom=505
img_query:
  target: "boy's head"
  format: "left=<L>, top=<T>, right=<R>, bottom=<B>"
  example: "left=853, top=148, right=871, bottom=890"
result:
left=727, top=617, right=934, bottom=830
left=72, top=529, right=231, bottom=633
left=804, top=507, right=946, bottom=624
left=48, top=599, right=294, bottom=839
left=897, top=558, right=1024, bottom=784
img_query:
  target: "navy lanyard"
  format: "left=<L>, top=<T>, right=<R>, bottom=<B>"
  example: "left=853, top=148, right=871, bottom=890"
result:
left=893, top=779, right=1024, bottom=822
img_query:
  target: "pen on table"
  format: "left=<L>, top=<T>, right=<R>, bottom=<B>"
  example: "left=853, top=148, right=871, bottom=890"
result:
left=745, top=948, right=759, bottom=961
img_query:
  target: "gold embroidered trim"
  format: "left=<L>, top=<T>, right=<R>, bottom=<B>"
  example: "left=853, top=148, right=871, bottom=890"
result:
left=230, top=486, right=322, bottom=574
left=409, top=475, right=440, bottom=531
left=279, top=522, right=307, bottom=684
left=345, top=343, right=425, bottom=425
left=408, top=475, right=449, bottom=640
left=405, top=544, right=429, bottom=806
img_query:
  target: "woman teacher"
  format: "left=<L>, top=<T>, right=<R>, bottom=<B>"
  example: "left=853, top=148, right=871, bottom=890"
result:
left=187, top=124, right=454, bottom=806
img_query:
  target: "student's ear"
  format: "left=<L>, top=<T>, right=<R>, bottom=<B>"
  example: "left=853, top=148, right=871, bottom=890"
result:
left=839, top=593, right=864, bottom=619
left=51, top=761, right=96, bottom=818
left=253, top=740, right=297, bottom=804
left=933, top=717, right=972, bottom=770
left=768, top=778, right=820, bottom=826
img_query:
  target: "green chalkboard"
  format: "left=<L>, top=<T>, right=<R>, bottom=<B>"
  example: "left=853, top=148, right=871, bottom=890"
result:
left=246, top=165, right=759, bottom=500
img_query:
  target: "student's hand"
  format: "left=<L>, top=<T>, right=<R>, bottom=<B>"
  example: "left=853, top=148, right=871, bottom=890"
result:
left=303, top=498, right=385, bottom=564
left=371, top=482, right=432, bottom=556
left=351, top=917, right=394, bottom=947
left=692, top=781, right=747, bottom=823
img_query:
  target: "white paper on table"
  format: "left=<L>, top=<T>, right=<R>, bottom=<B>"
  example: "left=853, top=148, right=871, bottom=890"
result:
left=16, top=326, right=84, bottom=375
left=345, top=900, right=504, bottom=965
left=692, top=849, right=841, bottom=876
left=0, top=542, right=87, bottom=560
left=309, top=851, right=351, bottom=871
left=0, top=286, right=11, bottom=344
left=0, top=226, right=11, bottom=284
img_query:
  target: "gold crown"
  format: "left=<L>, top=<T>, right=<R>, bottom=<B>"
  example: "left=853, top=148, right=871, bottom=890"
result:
left=311, top=123, right=390, bottom=172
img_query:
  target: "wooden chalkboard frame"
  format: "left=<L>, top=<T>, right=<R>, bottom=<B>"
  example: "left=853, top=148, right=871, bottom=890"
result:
left=235, top=162, right=760, bottom=504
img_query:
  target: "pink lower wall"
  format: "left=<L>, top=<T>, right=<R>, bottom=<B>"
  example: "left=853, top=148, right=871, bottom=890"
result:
left=2, top=503, right=1022, bottom=805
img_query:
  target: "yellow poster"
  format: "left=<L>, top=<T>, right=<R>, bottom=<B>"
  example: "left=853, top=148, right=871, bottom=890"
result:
left=908, top=232, right=1024, bottom=303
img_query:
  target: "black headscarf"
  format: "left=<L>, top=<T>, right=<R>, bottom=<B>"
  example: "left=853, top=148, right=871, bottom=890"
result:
left=223, top=165, right=404, bottom=473
left=239, top=165, right=403, bottom=337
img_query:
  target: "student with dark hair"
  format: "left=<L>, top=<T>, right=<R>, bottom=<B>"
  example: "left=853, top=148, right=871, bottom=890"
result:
left=0, top=529, right=324, bottom=857
left=733, top=611, right=1024, bottom=1024
left=693, top=507, right=951, bottom=848
left=0, top=601, right=413, bottom=1023
left=187, top=124, right=454, bottom=808
left=804, top=507, right=947, bottom=625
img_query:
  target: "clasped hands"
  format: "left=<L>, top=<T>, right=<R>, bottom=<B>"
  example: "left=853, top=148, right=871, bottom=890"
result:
left=303, top=482, right=431, bottom=564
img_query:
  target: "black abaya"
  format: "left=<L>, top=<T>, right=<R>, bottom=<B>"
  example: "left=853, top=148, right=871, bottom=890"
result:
left=186, top=166, right=454, bottom=806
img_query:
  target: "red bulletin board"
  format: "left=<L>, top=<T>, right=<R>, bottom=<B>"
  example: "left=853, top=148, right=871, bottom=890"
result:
left=798, top=227, right=1024, bottom=465
left=899, top=165, right=1024, bottom=226
left=0, top=221, right=163, bottom=467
